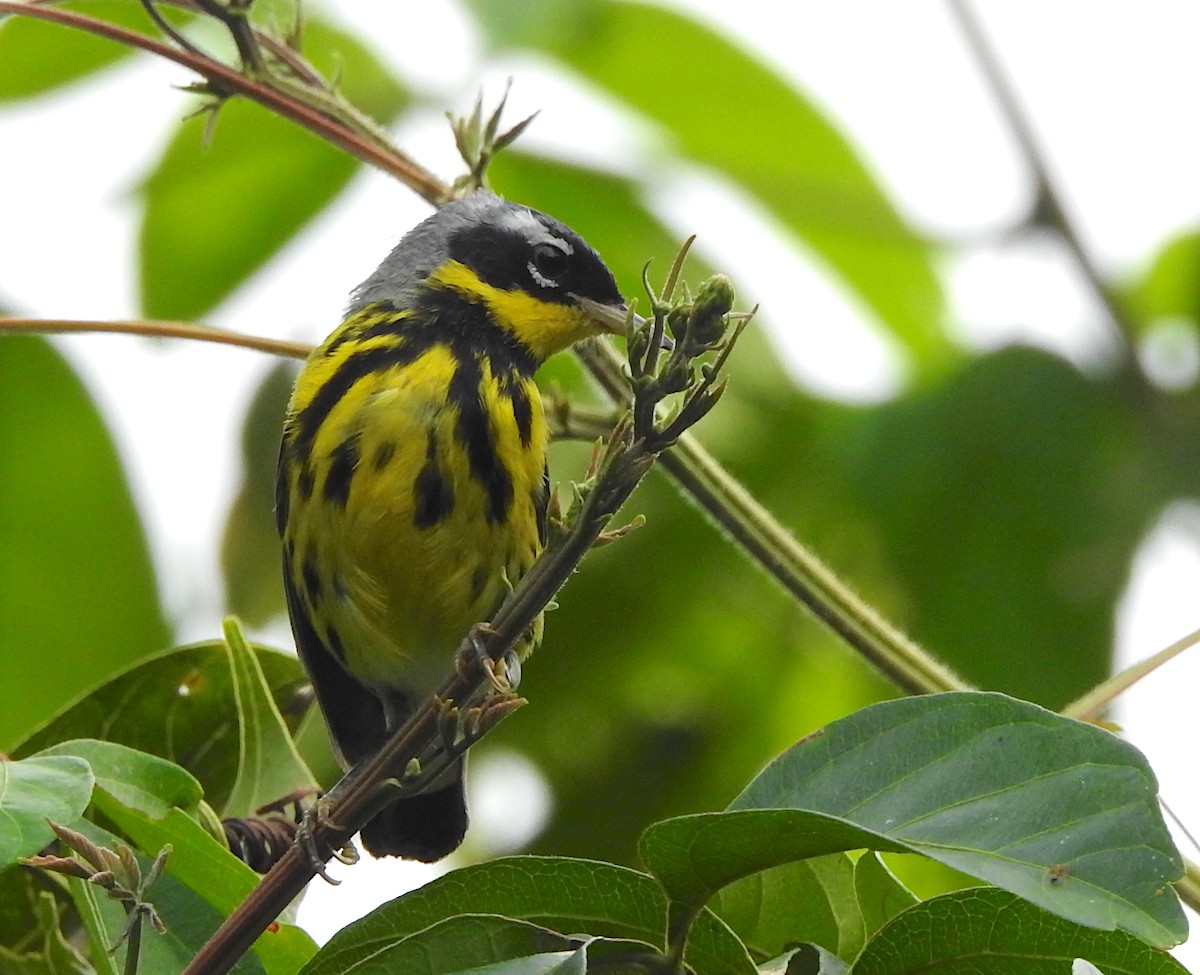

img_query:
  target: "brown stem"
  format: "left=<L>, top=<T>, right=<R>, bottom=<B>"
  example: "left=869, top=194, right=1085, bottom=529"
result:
left=0, top=1, right=451, bottom=205
left=0, top=317, right=312, bottom=359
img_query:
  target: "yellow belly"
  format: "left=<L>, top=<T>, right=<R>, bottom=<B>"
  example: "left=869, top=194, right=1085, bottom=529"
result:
left=292, top=343, right=547, bottom=698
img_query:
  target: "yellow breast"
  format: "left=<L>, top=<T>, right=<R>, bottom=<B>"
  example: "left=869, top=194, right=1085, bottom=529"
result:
left=281, top=317, right=548, bottom=698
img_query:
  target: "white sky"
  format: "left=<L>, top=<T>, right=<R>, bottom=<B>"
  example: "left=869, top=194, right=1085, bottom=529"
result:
left=3, top=0, right=1200, bottom=962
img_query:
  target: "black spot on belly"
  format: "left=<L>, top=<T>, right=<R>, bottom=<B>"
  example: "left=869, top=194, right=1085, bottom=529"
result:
left=324, top=436, right=359, bottom=507
left=470, top=567, right=489, bottom=601
left=373, top=440, right=396, bottom=471
left=413, top=430, right=455, bottom=529
left=302, top=555, right=321, bottom=601
left=297, top=464, right=315, bottom=502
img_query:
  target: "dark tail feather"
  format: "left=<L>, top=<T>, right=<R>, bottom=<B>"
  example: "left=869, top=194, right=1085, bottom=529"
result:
left=359, top=767, right=468, bottom=862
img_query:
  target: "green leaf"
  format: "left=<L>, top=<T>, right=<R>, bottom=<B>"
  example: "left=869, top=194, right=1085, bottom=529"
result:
left=0, top=2, right=162, bottom=103
left=0, top=336, right=170, bottom=750
left=310, top=856, right=756, bottom=975
left=640, top=692, right=1185, bottom=949
left=13, top=641, right=314, bottom=813
left=711, top=853, right=917, bottom=964
left=301, top=913, right=581, bottom=975
left=837, top=348, right=1155, bottom=708
left=1122, top=229, right=1200, bottom=331
left=137, top=16, right=408, bottom=319
left=853, top=887, right=1190, bottom=973
left=0, top=756, right=93, bottom=867
left=467, top=0, right=948, bottom=365
left=0, top=891, right=92, bottom=975
left=712, top=855, right=851, bottom=960
left=34, top=739, right=202, bottom=819
left=851, top=854, right=917, bottom=948
left=221, top=618, right=319, bottom=817
left=221, top=364, right=296, bottom=627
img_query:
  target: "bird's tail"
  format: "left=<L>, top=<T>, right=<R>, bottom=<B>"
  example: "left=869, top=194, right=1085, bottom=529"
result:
left=359, top=762, right=468, bottom=862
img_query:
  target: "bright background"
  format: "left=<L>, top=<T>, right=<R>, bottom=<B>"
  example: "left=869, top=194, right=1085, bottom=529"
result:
left=3, top=0, right=1199, bottom=964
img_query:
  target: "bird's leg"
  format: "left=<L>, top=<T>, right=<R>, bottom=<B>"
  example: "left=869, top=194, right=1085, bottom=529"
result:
left=457, top=622, right=521, bottom=693
left=292, top=796, right=359, bottom=884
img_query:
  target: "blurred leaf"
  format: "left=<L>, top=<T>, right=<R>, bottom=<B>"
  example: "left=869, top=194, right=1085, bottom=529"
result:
left=854, top=887, right=1190, bottom=972
left=0, top=336, right=171, bottom=750
left=0, top=755, right=93, bottom=867
left=837, top=346, right=1155, bottom=706
left=34, top=739, right=202, bottom=819
left=222, top=363, right=296, bottom=626
left=302, top=15, right=409, bottom=124
left=138, top=22, right=408, bottom=319
left=310, top=856, right=755, bottom=975
left=0, top=1, right=168, bottom=103
left=0, top=891, right=90, bottom=975
left=220, top=618, right=318, bottom=817
left=641, top=692, right=1184, bottom=948
left=13, top=641, right=315, bottom=813
left=468, top=0, right=948, bottom=365
left=1122, top=229, right=1200, bottom=331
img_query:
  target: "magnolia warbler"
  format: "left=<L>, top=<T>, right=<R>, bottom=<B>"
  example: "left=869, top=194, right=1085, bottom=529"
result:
left=276, top=192, right=632, bottom=861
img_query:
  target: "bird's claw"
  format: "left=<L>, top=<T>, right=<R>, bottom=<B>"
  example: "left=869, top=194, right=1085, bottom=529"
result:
left=294, top=798, right=358, bottom=884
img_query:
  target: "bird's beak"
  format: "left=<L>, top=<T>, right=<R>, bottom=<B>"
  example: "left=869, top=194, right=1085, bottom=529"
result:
left=574, top=296, right=673, bottom=350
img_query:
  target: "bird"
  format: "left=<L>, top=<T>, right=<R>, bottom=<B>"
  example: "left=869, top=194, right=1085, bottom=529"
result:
left=275, top=191, right=633, bottom=861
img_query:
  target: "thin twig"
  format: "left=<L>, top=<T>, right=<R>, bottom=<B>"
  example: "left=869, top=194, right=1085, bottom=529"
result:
left=0, top=317, right=312, bottom=359
left=945, top=0, right=1136, bottom=353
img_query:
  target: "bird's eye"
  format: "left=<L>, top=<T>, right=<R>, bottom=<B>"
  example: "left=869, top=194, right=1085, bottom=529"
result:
left=530, top=243, right=569, bottom=286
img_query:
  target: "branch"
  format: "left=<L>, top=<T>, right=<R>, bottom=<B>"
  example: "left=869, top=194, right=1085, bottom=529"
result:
left=0, top=317, right=311, bottom=359
left=0, top=1, right=451, bottom=205
left=944, top=0, right=1137, bottom=352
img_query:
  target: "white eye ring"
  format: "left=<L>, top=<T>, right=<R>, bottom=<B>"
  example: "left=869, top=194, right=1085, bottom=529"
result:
left=528, top=260, right=561, bottom=289
left=528, top=241, right=570, bottom=289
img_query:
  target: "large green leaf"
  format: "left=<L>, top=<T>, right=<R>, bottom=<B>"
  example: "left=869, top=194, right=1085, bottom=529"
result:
left=640, top=692, right=1185, bottom=948
left=467, top=0, right=947, bottom=365
left=13, top=641, right=314, bottom=813
left=853, top=887, right=1190, bottom=972
left=0, top=336, right=170, bottom=750
left=34, top=738, right=202, bottom=819
left=309, top=856, right=755, bottom=975
left=302, top=915, right=582, bottom=975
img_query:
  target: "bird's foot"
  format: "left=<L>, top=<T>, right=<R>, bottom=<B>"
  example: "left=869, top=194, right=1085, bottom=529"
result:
left=294, top=797, right=359, bottom=884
